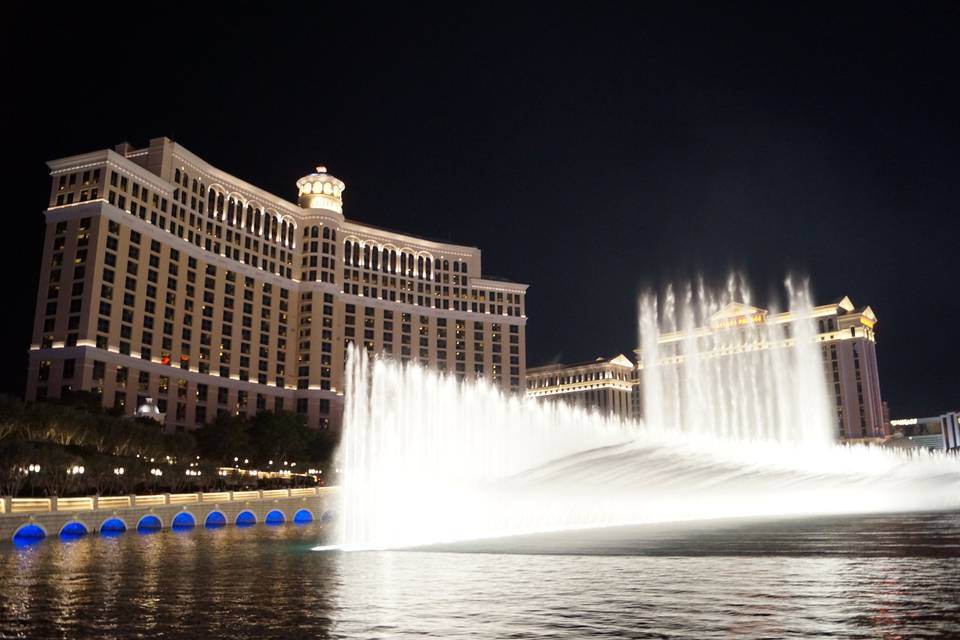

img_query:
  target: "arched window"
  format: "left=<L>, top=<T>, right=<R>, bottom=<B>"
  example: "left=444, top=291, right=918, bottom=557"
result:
left=344, top=241, right=352, bottom=264
left=227, top=198, right=235, bottom=225
left=353, top=242, right=361, bottom=267
left=216, top=194, right=224, bottom=217
left=281, top=220, right=288, bottom=245
left=192, top=179, right=198, bottom=192
left=207, top=190, right=216, bottom=215
left=322, top=227, right=330, bottom=239
left=312, top=226, right=320, bottom=239
left=371, top=246, right=379, bottom=270
left=390, top=250, right=397, bottom=273
left=246, top=206, right=254, bottom=232
left=417, top=256, right=424, bottom=279
left=363, top=244, right=370, bottom=267
left=400, top=253, right=406, bottom=275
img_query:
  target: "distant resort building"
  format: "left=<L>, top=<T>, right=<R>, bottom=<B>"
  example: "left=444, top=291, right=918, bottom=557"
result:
left=886, top=412, right=960, bottom=451
left=526, top=295, right=887, bottom=441
left=526, top=354, right=635, bottom=419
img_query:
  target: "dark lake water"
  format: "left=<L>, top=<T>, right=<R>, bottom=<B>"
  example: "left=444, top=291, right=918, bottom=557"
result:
left=1, top=511, right=959, bottom=639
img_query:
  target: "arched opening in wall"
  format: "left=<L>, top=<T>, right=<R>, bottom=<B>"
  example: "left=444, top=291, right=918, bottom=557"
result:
left=172, top=512, right=196, bottom=530
left=293, top=509, right=313, bottom=524
left=205, top=511, right=227, bottom=528
left=99, top=518, right=127, bottom=537
left=265, top=510, right=285, bottom=526
left=59, top=522, right=88, bottom=541
left=136, top=515, right=163, bottom=533
left=320, top=510, right=336, bottom=525
left=12, top=523, right=46, bottom=546
left=235, top=511, right=257, bottom=528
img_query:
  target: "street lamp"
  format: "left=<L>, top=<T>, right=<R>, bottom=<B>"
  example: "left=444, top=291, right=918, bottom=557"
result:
left=113, top=467, right=125, bottom=476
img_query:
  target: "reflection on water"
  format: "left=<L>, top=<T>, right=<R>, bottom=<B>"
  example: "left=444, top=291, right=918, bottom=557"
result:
left=1, top=512, right=958, bottom=639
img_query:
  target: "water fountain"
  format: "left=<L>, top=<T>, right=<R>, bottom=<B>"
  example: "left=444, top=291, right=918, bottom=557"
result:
left=332, top=277, right=960, bottom=551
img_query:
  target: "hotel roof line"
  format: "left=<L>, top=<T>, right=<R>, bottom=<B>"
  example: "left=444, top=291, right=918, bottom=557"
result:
left=528, top=353, right=635, bottom=373
left=46, top=138, right=525, bottom=279
left=653, top=296, right=877, bottom=344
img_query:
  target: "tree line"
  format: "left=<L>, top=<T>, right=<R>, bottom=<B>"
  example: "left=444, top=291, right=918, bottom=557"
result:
left=0, top=392, right=338, bottom=498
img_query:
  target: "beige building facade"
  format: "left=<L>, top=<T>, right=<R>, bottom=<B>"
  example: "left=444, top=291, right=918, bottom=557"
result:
left=526, top=354, right=635, bottom=419
left=27, top=138, right=527, bottom=432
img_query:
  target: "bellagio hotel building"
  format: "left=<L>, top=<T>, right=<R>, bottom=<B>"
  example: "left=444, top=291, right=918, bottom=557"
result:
left=26, top=137, right=528, bottom=431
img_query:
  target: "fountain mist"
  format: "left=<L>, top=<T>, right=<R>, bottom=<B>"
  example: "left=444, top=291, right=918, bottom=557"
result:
left=639, top=275, right=831, bottom=444
left=333, top=277, right=960, bottom=551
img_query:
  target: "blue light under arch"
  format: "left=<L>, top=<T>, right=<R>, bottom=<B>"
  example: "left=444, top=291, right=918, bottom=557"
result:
left=59, top=522, right=88, bottom=540
left=265, top=510, right=285, bottom=525
left=293, top=509, right=313, bottom=524
left=204, top=511, right=226, bottom=528
left=172, top=512, right=196, bottom=530
left=137, top=514, right=163, bottom=533
left=99, top=518, right=127, bottom=537
left=12, top=524, right=46, bottom=547
left=235, top=511, right=257, bottom=527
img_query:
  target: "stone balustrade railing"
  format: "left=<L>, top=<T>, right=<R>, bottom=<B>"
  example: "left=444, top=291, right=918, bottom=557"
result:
left=0, top=487, right=337, bottom=515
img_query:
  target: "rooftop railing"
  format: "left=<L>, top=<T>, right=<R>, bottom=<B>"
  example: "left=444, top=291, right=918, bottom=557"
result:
left=0, top=487, right=338, bottom=515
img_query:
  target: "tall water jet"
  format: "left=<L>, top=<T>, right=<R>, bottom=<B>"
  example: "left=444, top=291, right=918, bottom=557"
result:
left=638, top=275, right=832, bottom=445
left=332, top=275, right=960, bottom=551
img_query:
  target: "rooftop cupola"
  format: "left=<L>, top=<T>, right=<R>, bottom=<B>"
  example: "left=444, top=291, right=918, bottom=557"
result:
left=296, top=166, right=345, bottom=213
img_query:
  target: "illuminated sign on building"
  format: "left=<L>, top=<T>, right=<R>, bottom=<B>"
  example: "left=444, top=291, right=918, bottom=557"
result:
left=711, top=313, right=766, bottom=330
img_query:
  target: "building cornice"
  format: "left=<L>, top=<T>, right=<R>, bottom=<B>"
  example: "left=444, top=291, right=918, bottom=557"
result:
left=48, top=150, right=175, bottom=197
left=170, top=144, right=310, bottom=219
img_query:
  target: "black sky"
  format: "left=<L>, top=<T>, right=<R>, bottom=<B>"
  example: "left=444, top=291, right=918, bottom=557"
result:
left=4, top=3, right=958, bottom=416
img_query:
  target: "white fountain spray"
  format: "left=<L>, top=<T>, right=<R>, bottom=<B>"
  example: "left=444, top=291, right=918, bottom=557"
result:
left=330, top=276, right=960, bottom=551
left=638, top=275, right=832, bottom=445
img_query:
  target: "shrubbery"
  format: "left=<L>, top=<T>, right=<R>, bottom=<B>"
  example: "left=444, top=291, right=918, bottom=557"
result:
left=0, top=393, right=337, bottom=497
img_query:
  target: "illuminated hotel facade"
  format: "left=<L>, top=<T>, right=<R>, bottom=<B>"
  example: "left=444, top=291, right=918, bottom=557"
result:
left=526, top=354, right=635, bottom=419
left=637, top=296, right=886, bottom=440
left=26, top=137, right=528, bottom=431
left=525, top=297, right=885, bottom=440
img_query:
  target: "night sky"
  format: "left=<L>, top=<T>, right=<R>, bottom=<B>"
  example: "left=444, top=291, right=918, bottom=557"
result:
left=5, top=4, right=957, bottom=416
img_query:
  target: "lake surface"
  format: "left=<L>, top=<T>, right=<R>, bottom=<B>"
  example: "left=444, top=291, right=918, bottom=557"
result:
left=1, top=511, right=958, bottom=639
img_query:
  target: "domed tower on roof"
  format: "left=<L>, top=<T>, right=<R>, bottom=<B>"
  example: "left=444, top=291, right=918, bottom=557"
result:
left=296, top=166, right=346, bottom=214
